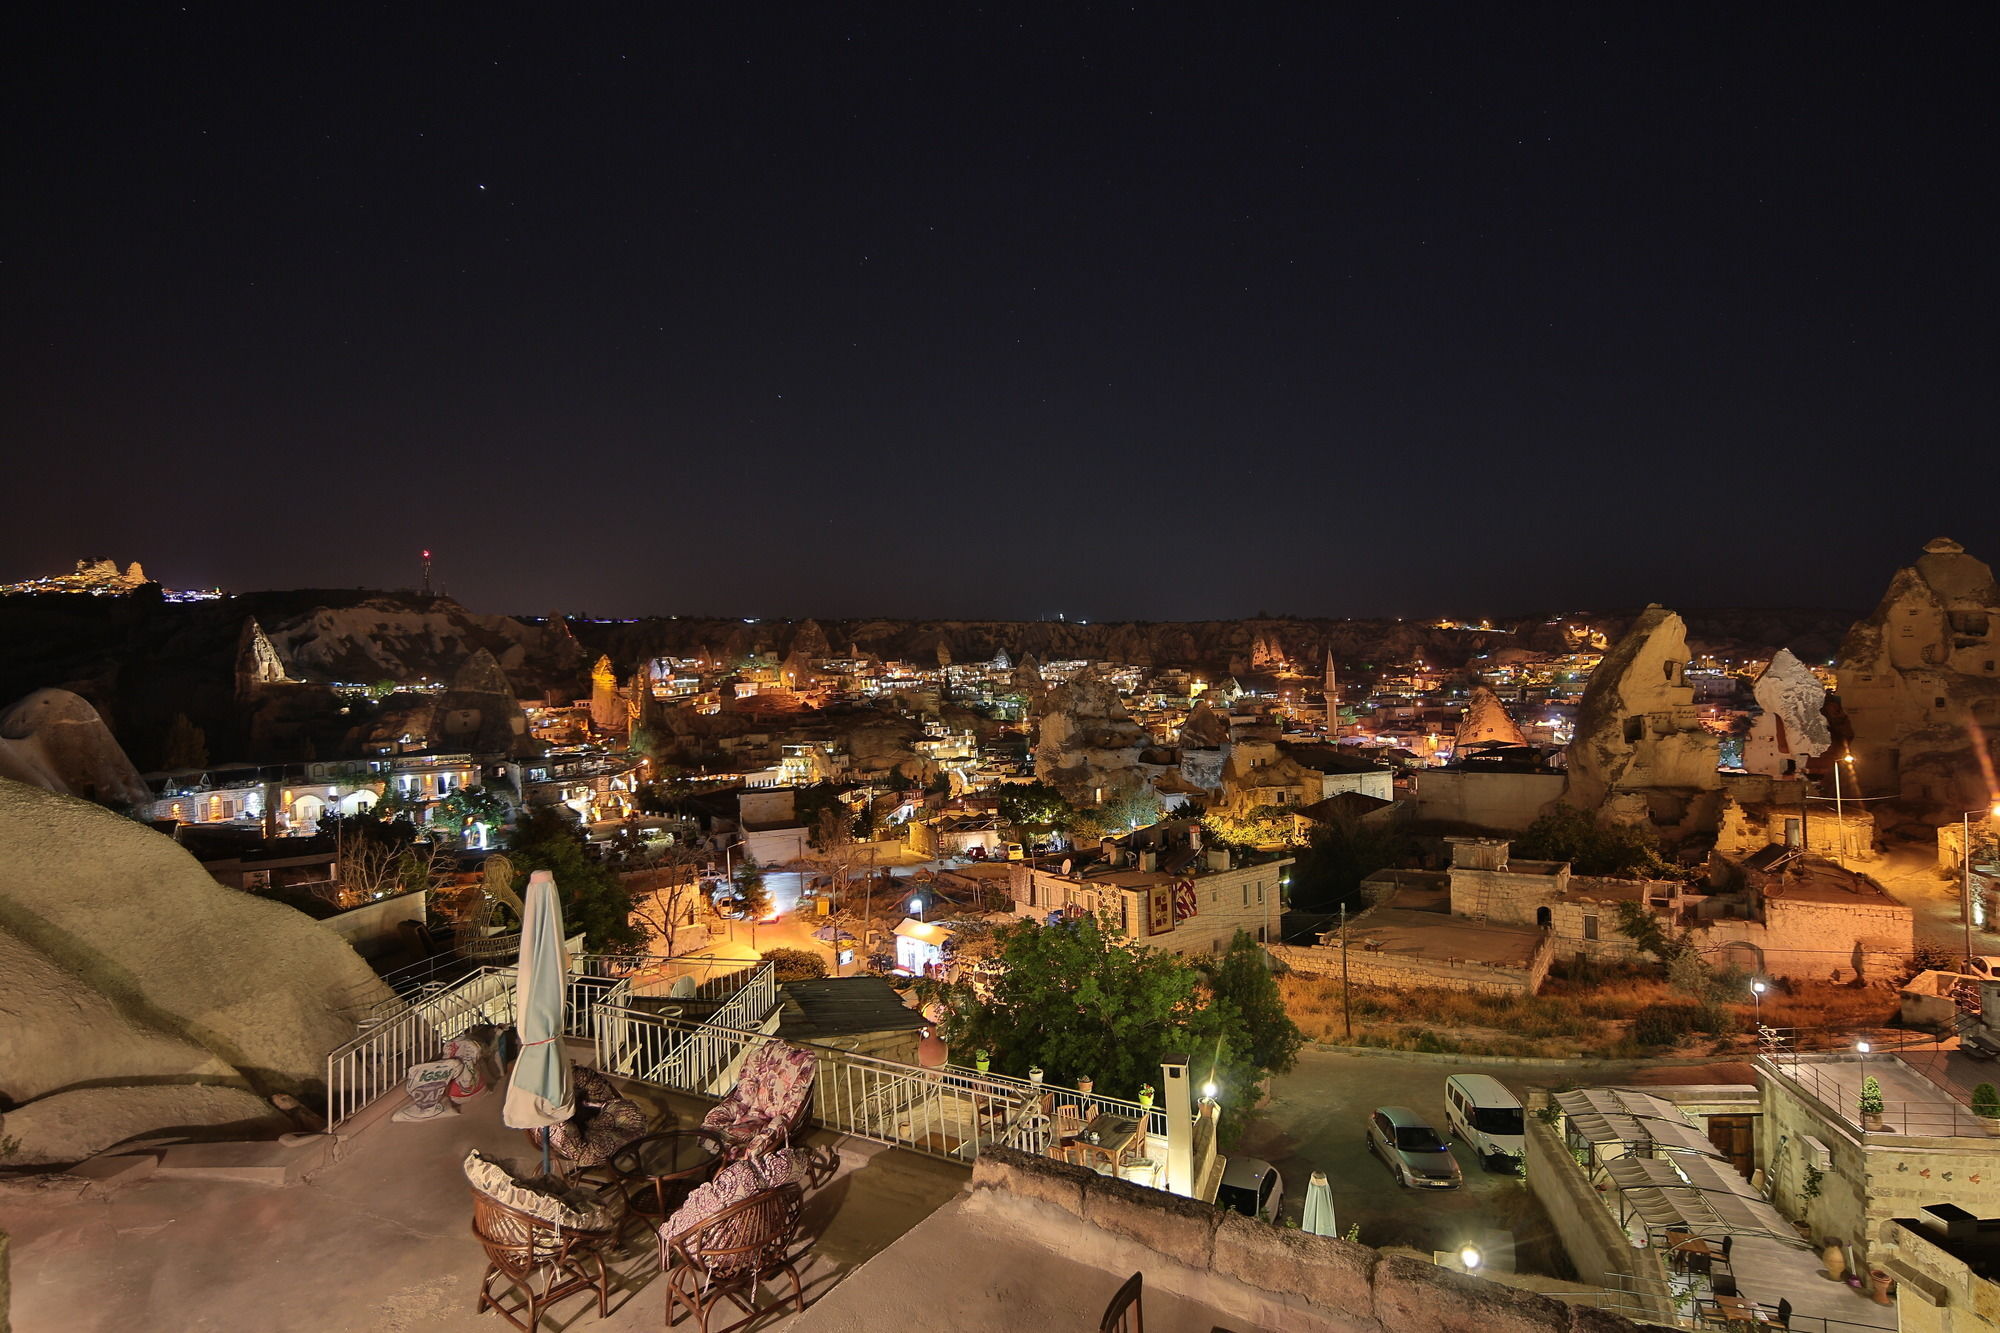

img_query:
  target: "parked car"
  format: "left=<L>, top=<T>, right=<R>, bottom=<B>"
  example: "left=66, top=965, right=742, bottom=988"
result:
left=1443, top=1073, right=1525, bottom=1173
left=1215, top=1155, right=1283, bottom=1223
left=1365, top=1106, right=1462, bottom=1189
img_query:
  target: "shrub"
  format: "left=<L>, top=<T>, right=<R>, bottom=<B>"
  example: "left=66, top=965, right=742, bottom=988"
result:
left=761, top=947, right=828, bottom=982
left=1630, top=1004, right=1704, bottom=1047
left=1972, top=1083, right=2000, bottom=1119
left=1859, top=1076, right=1884, bottom=1115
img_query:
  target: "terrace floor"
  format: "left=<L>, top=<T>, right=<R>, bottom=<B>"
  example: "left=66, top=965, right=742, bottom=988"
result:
left=1772, top=1051, right=1994, bottom=1138
left=0, top=1072, right=968, bottom=1333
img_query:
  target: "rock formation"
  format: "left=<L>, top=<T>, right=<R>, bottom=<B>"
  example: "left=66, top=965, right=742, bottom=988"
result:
left=789, top=617, right=831, bottom=660
left=1033, top=668, right=1149, bottom=804
left=1838, top=537, right=2000, bottom=815
left=1560, top=605, right=1721, bottom=834
left=0, top=780, right=394, bottom=1163
left=1175, top=700, right=1231, bottom=794
left=589, top=654, right=624, bottom=731
left=1742, top=648, right=1830, bottom=777
left=0, top=688, right=150, bottom=807
left=1453, top=686, right=1526, bottom=754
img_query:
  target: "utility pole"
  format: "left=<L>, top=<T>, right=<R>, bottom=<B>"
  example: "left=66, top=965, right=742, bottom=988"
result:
left=1339, top=902, right=1352, bottom=1039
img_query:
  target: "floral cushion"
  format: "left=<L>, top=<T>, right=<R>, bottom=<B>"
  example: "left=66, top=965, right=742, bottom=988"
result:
left=464, top=1150, right=616, bottom=1233
left=548, top=1065, right=650, bottom=1167
left=700, top=1044, right=815, bottom=1158
left=660, top=1151, right=800, bottom=1272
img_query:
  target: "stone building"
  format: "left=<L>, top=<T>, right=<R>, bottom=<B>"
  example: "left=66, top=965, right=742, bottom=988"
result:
left=1005, top=828, right=1287, bottom=957
left=1561, top=604, right=1722, bottom=836
left=1838, top=537, right=2000, bottom=817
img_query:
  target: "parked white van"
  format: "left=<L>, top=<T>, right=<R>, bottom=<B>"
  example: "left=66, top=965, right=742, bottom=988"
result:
left=1443, top=1073, right=1525, bottom=1172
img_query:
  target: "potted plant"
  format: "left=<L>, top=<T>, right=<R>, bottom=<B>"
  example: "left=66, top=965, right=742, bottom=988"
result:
left=1138, top=1083, right=1155, bottom=1109
left=1859, top=1076, right=1885, bottom=1131
left=974, top=1049, right=991, bottom=1073
left=1028, top=1065, right=1044, bottom=1084
left=1972, top=1082, right=2000, bottom=1135
left=1077, top=1075, right=1094, bottom=1099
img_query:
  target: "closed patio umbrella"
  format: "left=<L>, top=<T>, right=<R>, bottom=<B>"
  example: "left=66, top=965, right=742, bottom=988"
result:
left=503, top=870, right=574, bottom=1173
left=1302, top=1169, right=1336, bottom=1237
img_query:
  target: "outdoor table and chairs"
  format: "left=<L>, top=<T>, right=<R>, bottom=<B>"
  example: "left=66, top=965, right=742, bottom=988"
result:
left=1070, top=1113, right=1144, bottom=1173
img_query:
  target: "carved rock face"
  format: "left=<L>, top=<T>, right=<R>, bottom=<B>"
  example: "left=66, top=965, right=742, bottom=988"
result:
left=1561, top=605, right=1720, bottom=827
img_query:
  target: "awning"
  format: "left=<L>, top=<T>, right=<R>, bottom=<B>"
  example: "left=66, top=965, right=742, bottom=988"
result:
left=1555, top=1088, right=1726, bottom=1158
left=1603, top=1142, right=1802, bottom=1244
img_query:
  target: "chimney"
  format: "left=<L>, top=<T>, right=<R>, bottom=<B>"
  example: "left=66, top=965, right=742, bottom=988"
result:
left=1160, top=1053, right=1193, bottom=1197
left=1138, top=849, right=1158, bottom=873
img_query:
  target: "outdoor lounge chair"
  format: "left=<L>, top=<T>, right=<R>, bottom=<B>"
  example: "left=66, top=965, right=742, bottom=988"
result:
left=534, top=1064, right=653, bottom=1173
left=701, top=1042, right=816, bottom=1162
left=660, top=1180, right=807, bottom=1332
left=465, top=1153, right=619, bottom=1333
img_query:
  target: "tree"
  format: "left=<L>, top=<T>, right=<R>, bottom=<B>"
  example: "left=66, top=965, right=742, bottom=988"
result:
left=761, top=947, right=828, bottom=982
left=625, top=836, right=712, bottom=956
left=996, top=780, right=1076, bottom=831
left=1512, top=806, right=1677, bottom=878
left=506, top=807, right=642, bottom=954
left=1204, top=930, right=1304, bottom=1076
left=1288, top=809, right=1418, bottom=911
left=160, top=713, right=208, bottom=770
left=326, top=810, right=455, bottom=908
left=733, top=852, right=771, bottom=920
left=431, top=784, right=511, bottom=844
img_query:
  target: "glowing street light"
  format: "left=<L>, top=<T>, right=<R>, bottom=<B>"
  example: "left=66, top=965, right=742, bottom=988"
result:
left=1200, top=1080, right=1218, bottom=1102
left=1459, top=1245, right=1483, bottom=1272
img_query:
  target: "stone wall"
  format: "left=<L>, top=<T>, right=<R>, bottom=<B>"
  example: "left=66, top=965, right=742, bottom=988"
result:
left=969, top=1146, right=1665, bottom=1332
left=1409, top=768, right=1566, bottom=832
left=1758, top=1065, right=2000, bottom=1266
left=1267, top=936, right=1555, bottom=997
left=1522, top=1104, right=1676, bottom=1321
left=316, top=889, right=427, bottom=961
left=1698, top=896, right=1912, bottom=983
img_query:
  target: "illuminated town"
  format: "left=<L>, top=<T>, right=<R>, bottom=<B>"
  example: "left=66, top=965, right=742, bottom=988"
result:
left=4, top=7, right=1997, bottom=1333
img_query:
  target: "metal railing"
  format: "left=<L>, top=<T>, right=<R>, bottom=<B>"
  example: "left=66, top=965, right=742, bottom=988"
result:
left=329, top=956, right=778, bottom=1130
left=590, top=1005, right=1172, bottom=1171
left=326, top=968, right=516, bottom=1129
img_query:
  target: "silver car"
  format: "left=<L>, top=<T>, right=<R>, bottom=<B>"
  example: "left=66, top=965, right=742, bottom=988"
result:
left=1215, top=1155, right=1283, bottom=1224
left=1366, top=1106, right=1462, bottom=1189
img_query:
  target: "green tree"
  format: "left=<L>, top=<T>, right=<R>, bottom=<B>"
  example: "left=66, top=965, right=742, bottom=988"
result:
left=506, top=807, right=642, bottom=954
left=996, top=780, right=1076, bottom=830
left=761, top=947, right=828, bottom=981
left=1512, top=805, right=1677, bottom=878
left=432, top=784, right=511, bottom=842
left=160, top=713, right=208, bottom=770
left=733, top=852, right=771, bottom=920
left=929, top=914, right=1202, bottom=1097
left=1204, top=930, right=1304, bottom=1076
left=1288, top=809, right=1417, bottom=911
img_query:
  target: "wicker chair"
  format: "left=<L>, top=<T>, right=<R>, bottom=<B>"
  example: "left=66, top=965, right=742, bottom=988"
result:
left=660, top=1182, right=807, bottom=1332
left=470, top=1188, right=617, bottom=1332
left=700, top=1043, right=816, bottom=1164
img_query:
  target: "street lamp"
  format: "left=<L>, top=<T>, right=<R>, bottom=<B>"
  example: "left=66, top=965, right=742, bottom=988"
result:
left=1200, top=1080, right=1218, bottom=1102
left=1750, top=980, right=1766, bottom=1026
left=1459, top=1245, right=1483, bottom=1273
left=1831, top=752, right=1856, bottom=866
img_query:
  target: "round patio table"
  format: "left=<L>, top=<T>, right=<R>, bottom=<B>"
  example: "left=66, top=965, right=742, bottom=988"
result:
left=609, top=1129, right=724, bottom=1234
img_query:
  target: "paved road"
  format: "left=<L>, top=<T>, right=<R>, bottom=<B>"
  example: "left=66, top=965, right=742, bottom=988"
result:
left=1232, top=1047, right=1638, bottom=1276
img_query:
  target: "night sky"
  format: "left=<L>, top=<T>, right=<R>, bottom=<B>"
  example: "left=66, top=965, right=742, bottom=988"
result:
left=7, top=7, right=1995, bottom=621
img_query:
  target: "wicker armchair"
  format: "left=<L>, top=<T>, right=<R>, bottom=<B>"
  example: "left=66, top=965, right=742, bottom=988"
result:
left=660, top=1181, right=806, bottom=1332
left=470, top=1188, right=617, bottom=1332
left=700, top=1043, right=816, bottom=1163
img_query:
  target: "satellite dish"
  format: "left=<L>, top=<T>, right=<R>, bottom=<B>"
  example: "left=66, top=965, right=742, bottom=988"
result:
left=1060, top=858, right=1073, bottom=876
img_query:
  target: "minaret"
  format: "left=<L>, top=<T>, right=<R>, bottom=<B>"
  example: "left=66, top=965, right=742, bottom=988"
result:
left=1322, top=646, right=1339, bottom=731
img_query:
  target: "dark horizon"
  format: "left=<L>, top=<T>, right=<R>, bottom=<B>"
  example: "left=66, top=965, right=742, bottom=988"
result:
left=8, top=7, right=1995, bottom=620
